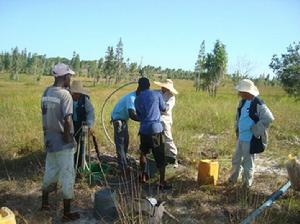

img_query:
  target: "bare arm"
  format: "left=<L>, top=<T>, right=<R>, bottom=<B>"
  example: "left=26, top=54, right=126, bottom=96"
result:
left=128, top=108, right=139, bottom=121
left=63, top=115, right=73, bottom=143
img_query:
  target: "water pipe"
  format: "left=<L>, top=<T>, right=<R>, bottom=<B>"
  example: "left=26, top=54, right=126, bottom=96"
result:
left=240, top=180, right=291, bottom=224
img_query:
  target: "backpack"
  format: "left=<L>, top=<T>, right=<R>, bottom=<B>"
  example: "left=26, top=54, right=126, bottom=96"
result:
left=238, top=97, right=265, bottom=154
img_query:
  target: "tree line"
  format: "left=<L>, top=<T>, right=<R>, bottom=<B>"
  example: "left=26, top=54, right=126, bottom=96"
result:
left=0, top=38, right=194, bottom=84
left=1, top=38, right=298, bottom=98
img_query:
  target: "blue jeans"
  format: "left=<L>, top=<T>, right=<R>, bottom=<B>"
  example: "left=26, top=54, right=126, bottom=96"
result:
left=113, top=120, right=129, bottom=170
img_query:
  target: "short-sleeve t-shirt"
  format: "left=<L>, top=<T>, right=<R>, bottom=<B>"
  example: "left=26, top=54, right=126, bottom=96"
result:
left=41, top=86, right=74, bottom=152
left=238, top=100, right=255, bottom=142
left=134, top=89, right=166, bottom=135
left=111, top=91, right=136, bottom=121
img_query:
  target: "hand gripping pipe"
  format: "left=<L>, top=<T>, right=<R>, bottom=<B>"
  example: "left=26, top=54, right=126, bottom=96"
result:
left=240, top=180, right=291, bottom=224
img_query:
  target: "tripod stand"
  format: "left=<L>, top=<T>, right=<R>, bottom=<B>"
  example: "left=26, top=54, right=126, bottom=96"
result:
left=75, top=123, right=91, bottom=181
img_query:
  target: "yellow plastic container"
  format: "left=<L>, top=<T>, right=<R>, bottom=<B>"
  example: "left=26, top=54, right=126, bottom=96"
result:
left=197, top=159, right=219, bottom=185
left=0, top=207, right=16, bottom=224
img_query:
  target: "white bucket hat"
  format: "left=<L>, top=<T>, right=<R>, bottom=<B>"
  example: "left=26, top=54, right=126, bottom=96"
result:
left=70, top=80, right=89, bottom=95
left=154, top=79, right=178, bottom=95
left=52, top=63, right=75, bottom=77
left=235, top=79, right=259, bottom=96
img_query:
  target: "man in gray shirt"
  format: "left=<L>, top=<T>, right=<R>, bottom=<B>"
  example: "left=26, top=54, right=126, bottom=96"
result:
left=41, top=63, right=80, bottom=222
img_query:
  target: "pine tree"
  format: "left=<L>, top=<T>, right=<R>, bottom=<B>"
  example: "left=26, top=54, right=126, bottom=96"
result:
left=103, top=46, right=115, bottom=84
left=115, top=38, right=124, bottom=83
left=211, top=40, right=227, bottom=96
left=10, top=47, right=21, bottom=80
left=88, top=60, right=97, bottom=78
left=194, top=40, right=206, bottom=91
left=3, top=52, right=11, bottom=71
left=96, top=58, right=104, bottom=83
left=71, top=51, right=80, bottom=75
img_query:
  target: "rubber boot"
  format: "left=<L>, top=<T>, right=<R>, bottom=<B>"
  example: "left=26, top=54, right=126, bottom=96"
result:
left=61, top=199, right=80, bottom=222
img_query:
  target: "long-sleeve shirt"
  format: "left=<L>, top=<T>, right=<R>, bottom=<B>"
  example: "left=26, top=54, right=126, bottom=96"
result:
left=160, top=91, right=176, bottom=124
left=73, top=96, right=95, bottom=128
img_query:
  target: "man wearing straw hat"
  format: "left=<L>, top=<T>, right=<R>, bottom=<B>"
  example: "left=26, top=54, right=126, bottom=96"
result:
left=41, top=63, right=80, bottom=222
left=70, top=80, right=95, bottom=169
left=154, top=79, right=179, bottom=168
left=227, top=79, right=274, bottom=188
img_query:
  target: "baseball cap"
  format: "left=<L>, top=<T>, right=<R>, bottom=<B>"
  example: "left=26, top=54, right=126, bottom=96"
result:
left=52, top=63, right=75, bottom=77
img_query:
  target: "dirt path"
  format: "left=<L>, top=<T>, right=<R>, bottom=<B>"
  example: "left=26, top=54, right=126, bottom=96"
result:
left=255, top=154, right=286, bottom=176
left=1, top=153, right=297, bottom=224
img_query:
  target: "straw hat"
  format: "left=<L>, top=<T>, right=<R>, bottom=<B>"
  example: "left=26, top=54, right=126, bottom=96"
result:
left=70, top=80, right=89, bottom=95
left=235, top=79, right=259, bottom=96
left=154, top=79, right=178, bottom=95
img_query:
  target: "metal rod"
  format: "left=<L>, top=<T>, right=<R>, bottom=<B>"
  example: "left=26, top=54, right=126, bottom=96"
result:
left=240, top=180, right=291, bottom=224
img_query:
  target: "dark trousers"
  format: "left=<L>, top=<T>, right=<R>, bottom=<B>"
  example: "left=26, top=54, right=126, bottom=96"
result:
left=139, top=132, right=165, bottom=169
left=113, top=120, right=129, bottom=170
left=74, top=124, right=85, bottom=168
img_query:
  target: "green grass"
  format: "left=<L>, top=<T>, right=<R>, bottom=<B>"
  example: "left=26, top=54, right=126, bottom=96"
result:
left=0, top=73, right=300, bottom=162
left=1, top=73, right=300, bottom=223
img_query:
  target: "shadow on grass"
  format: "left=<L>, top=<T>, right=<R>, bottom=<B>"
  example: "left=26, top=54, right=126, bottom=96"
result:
left=0, top=187, right=63, bottom=224
left=0, top=150, right=45, bottom=181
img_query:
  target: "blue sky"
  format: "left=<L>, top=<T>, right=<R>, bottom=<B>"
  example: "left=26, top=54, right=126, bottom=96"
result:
left=0, top=0, right=299, bottom=76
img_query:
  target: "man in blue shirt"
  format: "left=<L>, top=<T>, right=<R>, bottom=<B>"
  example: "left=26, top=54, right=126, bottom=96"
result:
left=135, top=77, right=171, bottom=190
left=111, top=84, right=140, bottom=176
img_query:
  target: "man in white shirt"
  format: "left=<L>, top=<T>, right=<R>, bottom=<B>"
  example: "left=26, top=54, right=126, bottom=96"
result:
left=154, top=79, right=179, bottom=167
left=41, top=63, right=80, bottom=222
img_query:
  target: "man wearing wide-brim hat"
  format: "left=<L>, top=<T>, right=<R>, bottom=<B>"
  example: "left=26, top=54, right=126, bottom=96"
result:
left=154, top=79, right=179, bottom=168
left=70, top=80, right=95, bottom=169
left=227, top=79, right=274, bottom=188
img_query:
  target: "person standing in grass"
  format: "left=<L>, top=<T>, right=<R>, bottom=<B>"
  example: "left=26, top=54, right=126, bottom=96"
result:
left=110, top=83, right=141, bottom=176
left=154, top=79, right=179, bottom=168
left=41, top=63, right=80, bottom=222
left=135, top=77, right=171, bottom=190
left=70, top=80, right=95, bottom=169
left=228, top=79, right=274, bottom=188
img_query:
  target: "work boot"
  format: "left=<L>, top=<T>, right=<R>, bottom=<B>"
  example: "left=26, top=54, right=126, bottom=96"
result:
left=62, top=199, right=80, bottom=222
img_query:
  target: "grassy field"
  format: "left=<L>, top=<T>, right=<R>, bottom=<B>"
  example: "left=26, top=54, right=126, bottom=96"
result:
left=0, top=74, right=300, bottom=223
left=0, top=74, right=299, bottom=160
